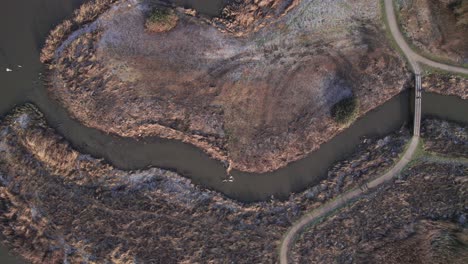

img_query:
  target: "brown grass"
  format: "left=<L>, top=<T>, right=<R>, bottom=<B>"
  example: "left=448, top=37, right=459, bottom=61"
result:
left=454, top=0, right=468, bottom=26
left=23, top=131, right=79, bottom=176
left=73, top=0, right=115, bottom=24
left=40, top=19, right=73, bottom=63
left=40, top=0, right=116, bottom=63
left=0, top=105, right=414, bottom=263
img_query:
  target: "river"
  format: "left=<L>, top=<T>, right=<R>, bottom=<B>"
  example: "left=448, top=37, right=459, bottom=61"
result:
left=1, top=0, right=467, bottom=262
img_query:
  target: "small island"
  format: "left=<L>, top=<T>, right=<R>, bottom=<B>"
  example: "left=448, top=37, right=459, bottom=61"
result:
left=42, top=0, right=410, bottom=173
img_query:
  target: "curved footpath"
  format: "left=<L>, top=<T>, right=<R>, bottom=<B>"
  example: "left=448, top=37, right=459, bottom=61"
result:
left=383, top=0, right=468, bottom=75
left=279, top=137, right=419, bottom=263
left=279, top=1, right=468, bottom=263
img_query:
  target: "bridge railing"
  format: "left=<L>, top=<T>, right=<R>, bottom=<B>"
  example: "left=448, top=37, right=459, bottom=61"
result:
left=413, top=74, right=422, bottom=137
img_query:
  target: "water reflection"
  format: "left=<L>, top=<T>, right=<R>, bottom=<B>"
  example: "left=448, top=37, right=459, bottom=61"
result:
left=0, top=0, right=85, bottom=114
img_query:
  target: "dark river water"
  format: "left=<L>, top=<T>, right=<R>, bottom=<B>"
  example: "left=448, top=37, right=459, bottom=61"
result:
left=1, top=0, right=467, bottom=262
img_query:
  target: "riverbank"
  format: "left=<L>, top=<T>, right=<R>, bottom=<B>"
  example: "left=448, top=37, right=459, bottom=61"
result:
left=0, top=104, right=413, bottom=263
left=422, top=72, right=467, bottom=99
left=285, top=115, right=468, bottom=263
left=2, top=104, right=465, bottom=263
left=291, top=160, right=468, bottom=263
left=421, top=118, right=467, bottom=158
left=43, top=0, right=409, bottom=173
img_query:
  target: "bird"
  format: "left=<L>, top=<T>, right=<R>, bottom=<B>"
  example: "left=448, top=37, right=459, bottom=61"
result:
left=222, top=175, right=235, bottom=183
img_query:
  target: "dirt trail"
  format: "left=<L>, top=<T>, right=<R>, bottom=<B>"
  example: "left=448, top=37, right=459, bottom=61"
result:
left=279, top=1, right=468, bottom=263
left=384, top=0, right=468, bottom=75
left=279, top=137, right=419, bottom=264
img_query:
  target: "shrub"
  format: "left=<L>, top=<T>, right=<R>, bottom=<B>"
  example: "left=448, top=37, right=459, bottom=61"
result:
left=145, top=8, right=178, bottom=33
left=454, top=1, right=468, bottom=26
left=331, top=96, right=358, bottom=123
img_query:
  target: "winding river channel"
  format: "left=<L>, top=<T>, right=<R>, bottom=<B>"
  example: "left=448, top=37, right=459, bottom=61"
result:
left=1, top=0, right=467, bottom=261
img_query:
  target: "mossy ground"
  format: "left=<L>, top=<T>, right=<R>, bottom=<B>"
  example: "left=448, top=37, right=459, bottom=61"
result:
left=145, top=8, right=178, bottom=33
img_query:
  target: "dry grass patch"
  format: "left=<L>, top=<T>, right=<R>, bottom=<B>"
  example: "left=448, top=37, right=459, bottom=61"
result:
left=40, top=0, right=116, bottom=63
left=40, top=19, right=73, bottom=63
left=22, top=131, right=79, bottom=176
left=73, top=0, right=115, bottom=24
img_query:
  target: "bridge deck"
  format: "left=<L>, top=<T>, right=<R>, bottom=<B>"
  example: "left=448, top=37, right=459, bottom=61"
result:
left=414, top=74, right=422, bottom=137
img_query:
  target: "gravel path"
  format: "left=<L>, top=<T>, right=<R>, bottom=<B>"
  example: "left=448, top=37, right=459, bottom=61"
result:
left=383, top=0, right=468, bottom=75
left=279, top=1, right=468, bottom=262
left=279, top=137, right=419, bottom=264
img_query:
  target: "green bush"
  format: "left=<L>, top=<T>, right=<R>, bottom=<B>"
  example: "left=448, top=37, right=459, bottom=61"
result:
left=331, top=97, right=358, bottom=123
left=148, top=8, right=171, bottom=23
left=145, top=8, right=178, bottom=33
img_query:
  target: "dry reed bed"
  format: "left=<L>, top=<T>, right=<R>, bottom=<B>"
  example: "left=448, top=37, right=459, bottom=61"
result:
left=0, top=104, right=412, bottom=263
left=40, top=0, right=116, bottom=64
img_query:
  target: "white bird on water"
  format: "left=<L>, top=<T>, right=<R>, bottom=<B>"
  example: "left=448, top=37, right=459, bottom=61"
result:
left=5, top=68, right=12, bottom=72
left=222, top=175, right=235, bottom=183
